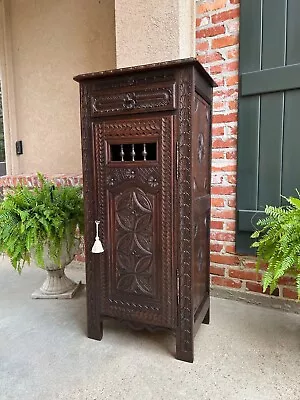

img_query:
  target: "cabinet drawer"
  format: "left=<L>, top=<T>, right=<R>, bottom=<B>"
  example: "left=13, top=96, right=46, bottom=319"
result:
left=91, top=82, right=176, bottom=117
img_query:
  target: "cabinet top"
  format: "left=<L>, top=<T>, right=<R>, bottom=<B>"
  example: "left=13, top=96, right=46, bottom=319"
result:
left=73, top=58, right=216, bottom=87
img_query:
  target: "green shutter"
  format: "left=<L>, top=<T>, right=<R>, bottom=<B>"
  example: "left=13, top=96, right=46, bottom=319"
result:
left=237, top=0, right=300, bottom=253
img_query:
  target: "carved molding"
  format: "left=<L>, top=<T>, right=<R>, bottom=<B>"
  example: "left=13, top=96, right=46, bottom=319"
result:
left=103, top=119, right=162, bottom=136
left=81, top=86, right=102, bottom=337
left=91, top=72, right=175, bottom=91
left=177, top=69, right=194, bottom=352
left=92, top=85, right=175, bottom=116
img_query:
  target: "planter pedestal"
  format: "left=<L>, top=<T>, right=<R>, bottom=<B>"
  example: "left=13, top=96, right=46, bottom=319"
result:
left=32, top=268, right=81, bottom=299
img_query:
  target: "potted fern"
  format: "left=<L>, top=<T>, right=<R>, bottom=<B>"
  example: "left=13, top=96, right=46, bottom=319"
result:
left=251, top=194, right=300, bottom=299
left=0, top=173, right=84, bottom=298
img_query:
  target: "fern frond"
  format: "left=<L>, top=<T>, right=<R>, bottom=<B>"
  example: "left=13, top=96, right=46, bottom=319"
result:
left=0, top=174, right=83, bottom=272
left=252, top=191, right=300, bottom=298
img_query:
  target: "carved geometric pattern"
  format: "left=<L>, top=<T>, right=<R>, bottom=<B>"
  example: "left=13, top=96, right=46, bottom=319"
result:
left=160, top=117, right=173, bottom=326
left=177, top=69, right=194, bottom=352
left=91, top=86, right=175, bottom=116
left=103, top=119, right=162, bottom=136
left=115, top=188, right=154, bottom=296
left=108, top=298, right=159, bottom=311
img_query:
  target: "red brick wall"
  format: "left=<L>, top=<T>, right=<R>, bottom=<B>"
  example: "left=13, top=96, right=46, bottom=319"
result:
left=0, top=174, right=82, bottom=188
left=196, top=0, right=298, bottom=301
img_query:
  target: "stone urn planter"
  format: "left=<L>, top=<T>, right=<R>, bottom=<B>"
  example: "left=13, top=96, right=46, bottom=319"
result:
left=0, top=173, right=84, bottom=299
left=32, top=240, right=81, bottom=299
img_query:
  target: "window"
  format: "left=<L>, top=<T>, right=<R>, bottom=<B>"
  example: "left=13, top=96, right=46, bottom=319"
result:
left=110, top=142, right=157, bottom=162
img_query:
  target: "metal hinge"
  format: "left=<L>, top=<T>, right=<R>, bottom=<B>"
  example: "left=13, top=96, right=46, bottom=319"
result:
left=176, top=269, right=180, bottom=304
left=176, top=141, right=179, bottom=180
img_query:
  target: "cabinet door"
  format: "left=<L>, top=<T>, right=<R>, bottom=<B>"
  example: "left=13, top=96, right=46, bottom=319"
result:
left=93, top=115, right=175, bottom=328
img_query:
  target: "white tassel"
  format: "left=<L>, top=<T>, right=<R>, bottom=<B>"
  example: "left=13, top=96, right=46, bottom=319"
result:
left=92, top=220, right=104, bottom=253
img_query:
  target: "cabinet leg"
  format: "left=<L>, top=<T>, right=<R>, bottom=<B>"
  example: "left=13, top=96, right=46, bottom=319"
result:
left=88, top=320, right=103, bottom=341
left=203, top=307, right=210, bottom=325
left=176, top=329, right=194, bottom=363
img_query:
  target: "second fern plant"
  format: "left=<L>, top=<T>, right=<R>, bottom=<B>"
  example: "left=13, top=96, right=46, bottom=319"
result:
left=251, top=193, right=300, bottom=299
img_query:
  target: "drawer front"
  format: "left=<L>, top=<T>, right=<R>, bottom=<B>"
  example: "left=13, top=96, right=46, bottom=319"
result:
left=91, top=82, right=176, bottom=117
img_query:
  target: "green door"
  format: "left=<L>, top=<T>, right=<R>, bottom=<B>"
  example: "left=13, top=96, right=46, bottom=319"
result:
left=237, top=0, right=300, bottom=253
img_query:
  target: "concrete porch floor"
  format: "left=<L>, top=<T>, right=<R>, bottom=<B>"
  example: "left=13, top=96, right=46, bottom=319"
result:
left=0, top=258, right=299, bottom=400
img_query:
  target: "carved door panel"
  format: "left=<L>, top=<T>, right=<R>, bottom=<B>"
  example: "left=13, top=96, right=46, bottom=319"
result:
left=93, top=116, right=175, bottom=328
left=192, top=94, right=211, bottom=315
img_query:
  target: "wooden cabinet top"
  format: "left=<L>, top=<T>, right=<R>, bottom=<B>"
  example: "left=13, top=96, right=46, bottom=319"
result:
left=73, top=57, right=216, bottom=87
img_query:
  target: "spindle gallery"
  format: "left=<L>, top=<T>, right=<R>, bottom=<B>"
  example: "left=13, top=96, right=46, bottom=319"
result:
left=74, top=58, right=216, bottom=362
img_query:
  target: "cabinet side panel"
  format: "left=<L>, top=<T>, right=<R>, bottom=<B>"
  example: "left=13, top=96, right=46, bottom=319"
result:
left=192, top=94, right=211, bottom=315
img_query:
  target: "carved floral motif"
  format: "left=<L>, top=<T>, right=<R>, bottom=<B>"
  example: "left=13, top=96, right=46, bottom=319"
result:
left=147, top=176, right=159, bottom=187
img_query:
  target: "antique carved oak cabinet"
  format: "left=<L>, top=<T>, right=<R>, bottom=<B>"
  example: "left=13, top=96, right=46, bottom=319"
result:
left=74, top=58, right=215, bottom=363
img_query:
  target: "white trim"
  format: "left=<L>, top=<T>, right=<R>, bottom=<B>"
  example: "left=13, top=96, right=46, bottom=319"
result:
left=0, top=0, right=19, bottom=175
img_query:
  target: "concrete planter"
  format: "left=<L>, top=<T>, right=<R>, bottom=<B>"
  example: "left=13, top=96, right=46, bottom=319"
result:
left=32, top=239, right=81, bottom=299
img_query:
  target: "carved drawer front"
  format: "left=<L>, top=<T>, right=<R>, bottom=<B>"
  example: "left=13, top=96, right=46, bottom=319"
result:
left=91, top=82, right=176, bottom=117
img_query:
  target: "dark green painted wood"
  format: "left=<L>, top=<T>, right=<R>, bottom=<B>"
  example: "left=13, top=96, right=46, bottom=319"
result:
left=281, top=90, right=300, bottom=199
left=237, top=0, right=262, bottom=253
left=241, top=64, right=300, bottom=96
left=237, top=97, right=260, bottom=211
left=236, top=0, right=300, bottom=254
left=262, top=0, right=287, bottom=69
left=239, top=0, right=262, bottom=74
left=286, top=0, right=300, bottom=65
left=236, top=232, right=256, bottom=255
left=258, top=93, right=284, bottom=208
left=0, top=162, right=6, bottom=176
left=238, top=210, right=265, bottom=232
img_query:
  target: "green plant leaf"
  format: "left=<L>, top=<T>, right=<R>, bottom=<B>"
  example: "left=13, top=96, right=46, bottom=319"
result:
left=0, top=173, right=84, bottom=272
left=252, top=190, right=300, bottom=296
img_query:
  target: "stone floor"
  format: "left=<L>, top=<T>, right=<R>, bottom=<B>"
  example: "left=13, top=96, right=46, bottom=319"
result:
left=0, top=258, right=299, bottom=400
